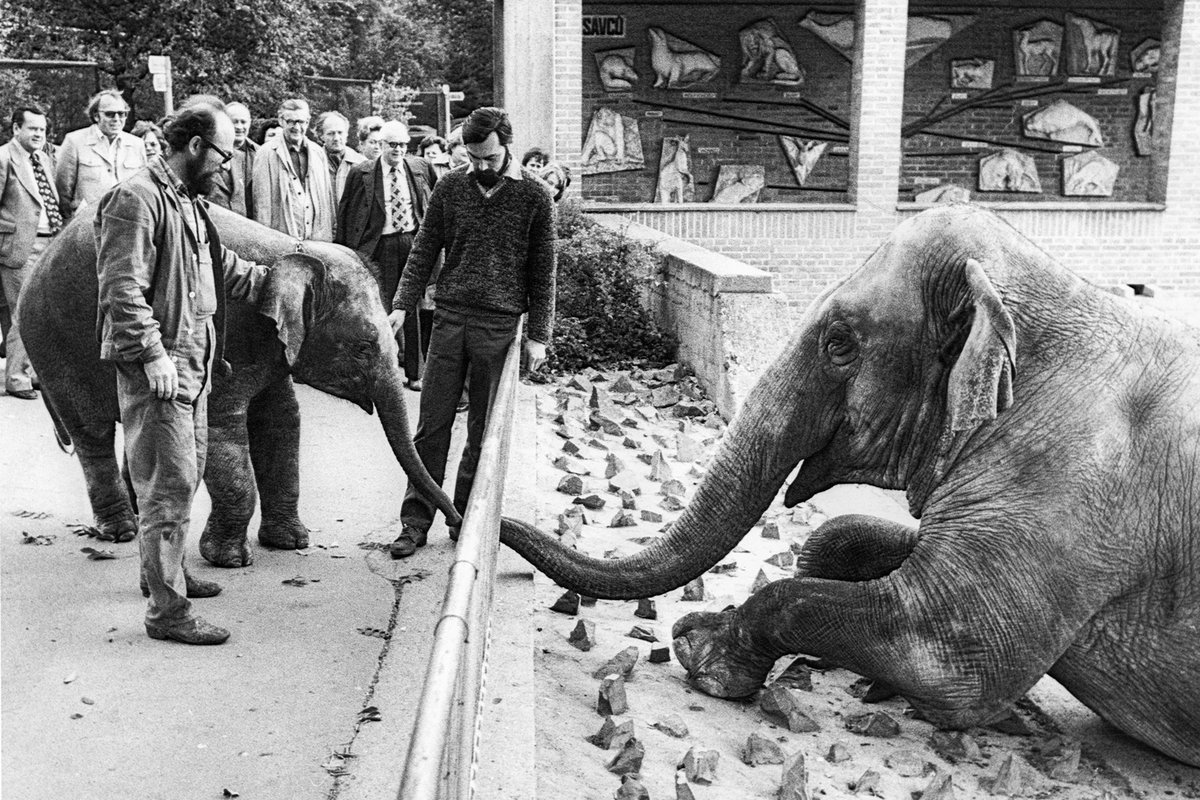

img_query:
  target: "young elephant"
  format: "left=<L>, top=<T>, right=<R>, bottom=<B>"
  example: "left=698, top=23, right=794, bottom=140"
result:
left=20, top=205, right=459, bottom=566
left=499, top=205, right=1200, bottom=767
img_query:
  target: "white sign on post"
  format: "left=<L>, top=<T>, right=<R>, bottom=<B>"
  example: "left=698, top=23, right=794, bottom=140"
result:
left=148, top=55, right=169, bottom=74
left=446, top=91, right=465, bottom=101
left=152, top=73, right=168, bottom=92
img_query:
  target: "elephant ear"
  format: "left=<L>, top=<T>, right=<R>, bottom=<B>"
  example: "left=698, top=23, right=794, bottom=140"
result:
left=946, top=258, right=1017, bottom=434
left=258, top=253, right=327, bottom=368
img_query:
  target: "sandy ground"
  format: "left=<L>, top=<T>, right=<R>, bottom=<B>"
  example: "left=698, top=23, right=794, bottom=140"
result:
left=524, top=368, right=1200, bottom=800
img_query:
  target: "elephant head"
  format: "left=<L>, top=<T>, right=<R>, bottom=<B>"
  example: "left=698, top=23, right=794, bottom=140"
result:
left=500, top=205, right=1073, bottom=598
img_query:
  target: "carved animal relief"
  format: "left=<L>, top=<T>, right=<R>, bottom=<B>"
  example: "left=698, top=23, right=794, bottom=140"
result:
left=711, top=165, right=765, bottom=204
left=595, top=48, right=639, bottom=92
left=739, top=19, right=804, bottom=86
left=655, top=135, right=694, bottom=203
left=915, top=184, right=970, bottom=204
left=1131, top=38, right=1161, bottom=74
left=1065, top=14, right=1120, bottom=77
left=581, top=107, right=645, bottom=175
left=780, top=137, right=827, bottom=187
left=906, top=16, right=976, bottom=68
left=798, top=12, right=855, bottom=62
left=1062, top=151, right=1119, bottom=196
left=1134, top=87, right=1155, bottom=156
left=647, top=27, right=721, bottom=89
left=950, top=58, right=994, bottom=89
left=979, top=149, right=1042, bottom=193
left=1013, top=20, right=1063, bottom=77
left=1022, top=99, right=1103, bottom=147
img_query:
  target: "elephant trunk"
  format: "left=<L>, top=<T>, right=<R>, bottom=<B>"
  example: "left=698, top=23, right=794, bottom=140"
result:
left=501, top=345, right=813, bottom=599
left=373, top=370, right=463, bottom=527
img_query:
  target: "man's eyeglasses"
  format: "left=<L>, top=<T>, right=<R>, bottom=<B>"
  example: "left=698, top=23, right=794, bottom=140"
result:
left=384, top=141, right=410, bottom=150
left=99, top=110, right=128, bottom=119
left=281, top=118, right=309, bottom=127
left=201, top=137, right=235, bottom=164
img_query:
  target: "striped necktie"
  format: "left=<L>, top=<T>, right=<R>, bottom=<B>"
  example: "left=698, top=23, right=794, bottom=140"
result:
left=389, top=165, right=413, bottom=231
left=31, top=153, right=63, bottom=234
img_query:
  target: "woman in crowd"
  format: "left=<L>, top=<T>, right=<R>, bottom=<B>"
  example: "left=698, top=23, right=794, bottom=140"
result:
left=132, top=120, right=164, bottom=158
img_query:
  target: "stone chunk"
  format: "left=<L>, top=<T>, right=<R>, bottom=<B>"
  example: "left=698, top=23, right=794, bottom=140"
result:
left=608, top=471, right=642, bottom=495
left=761, top=521, right=780, bottom=539
left=674, top=769, right=697, bottom=800
left=649, top=644, right=671, bottom=663
left=568, top=375, right=593, bottom=394
left=592, top=412, right=626, bottom=437
left=928, top=730, right=982, bottom=764
left=984, top=752, right=1032, bottom=796
left=605, top=453, right=627, bottom=479
left=606, top=737, right=644, bottom=775
left=557, top=474, right=584, bottom=495
left=919, top=772, right=956, bottom=800
left=651, top=385, right=681, bottom=408
left=587, top=716, right=635, bottom=750
left=885, top=749, right=931, bottom=777
left=673, top=401, right=707, bottom=418
left=780, top=751, right=809, bottom=800
left=569, top=619, right=597, bottom=651
left=751, top=569, right=771, bottom=594
left=587, top=437, right=611, bottom=451
left=660, top=479, right=687, bottom=497
left=640, top=510, right=663, bottom=523
left=553, top=455, right=591, bottom=475
left=741, top=731, right=786, bottom=766
left=774, top=658, right=813, bottom=691
left=619, top=490, right=638, bottom=509
left=628, top=625, right=657, bottom=642
left=649, top=450, right=673, bottom=482
left=575, top=494, right=606, bottom=510
left=609, top=510, right=638, bottom=528
left=660, top=495, right=685, bottom=512
left=759, top=685, right=820, bottom=733
left=610, top=373, right=636, bottom=394
left=1033, top=736, right=1081, bottom=781
left=581, top=595, right=598, bottom=607
left=590, top=385, right=619, bottom=415
left=765, top=551, right=795, bottom=569
left=845, top=711, right=901, bottom=738
left=708, top=560, right=737, bottom=575
left=681, top=747, right=719, bottom=785
left=598, top=673, right=629, bottom=715
left=593, top=646, right=640, bottom=680
left=562, top=440, right=581, bottom=456
left=635, top=598, right=657, bottom=620
left=614, top=774, right=650, bottom=799
left=826, top=742, right=851, bottom=763
left=550, top=590, right=580, bottom=615
left=675, top=432, right=702, bottom=462
left=653, top=715, right=689, bottom=738
left=681, top=577, right=705, bottom=601
left=850, top=769, right=880, bottom=796
left=557, top=511, right=584, bottom=538
left=622, top=436, right=641, bottom=448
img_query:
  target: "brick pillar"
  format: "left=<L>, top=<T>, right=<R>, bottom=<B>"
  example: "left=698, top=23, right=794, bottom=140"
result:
left=553, top=0, right=583, bottom=194
left=848, top=0, right=909, bottom=231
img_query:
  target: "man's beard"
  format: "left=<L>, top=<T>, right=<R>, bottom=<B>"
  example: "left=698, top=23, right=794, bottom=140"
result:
left=185, top=156, right=218, bottom=196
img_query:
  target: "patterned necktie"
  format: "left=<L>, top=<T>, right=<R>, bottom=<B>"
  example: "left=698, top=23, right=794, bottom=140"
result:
left=389, top=166, right=412, bottom=231
left=31, top=153, right=63, bottom=234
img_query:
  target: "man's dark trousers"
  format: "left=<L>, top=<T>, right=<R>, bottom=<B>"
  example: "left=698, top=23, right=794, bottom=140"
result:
left=373, top=230, right=422, bottom=383
left=400, top=306, right=519, bottom=531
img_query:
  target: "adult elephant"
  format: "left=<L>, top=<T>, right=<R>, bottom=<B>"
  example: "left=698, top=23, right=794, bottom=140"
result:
left=20, top=204, right=460, bottom=567
left=500, top=205, right=1200, bottom=767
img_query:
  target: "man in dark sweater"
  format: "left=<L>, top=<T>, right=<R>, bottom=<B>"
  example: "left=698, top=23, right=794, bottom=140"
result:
left=387, top=106, right=556, bottom=558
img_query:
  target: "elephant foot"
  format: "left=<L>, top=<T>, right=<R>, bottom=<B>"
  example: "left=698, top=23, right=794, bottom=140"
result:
left=199, top=522, right=253, bottom=568
left=98, top=515, right=138, bottom=544
left=258, top=518, right=310, bottom=551
left=672, top=609, right=775, bottom=699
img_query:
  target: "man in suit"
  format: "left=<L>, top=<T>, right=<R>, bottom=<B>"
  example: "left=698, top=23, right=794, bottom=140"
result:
left=252, top=98, right=333, bottom=240
left=206, top=101, right=257, bottom=216
left=317, top=110, right=364, bottom=220
left=1, top=106, right=63, bottom=399
left=336, top=119, right=437, bottom=389
left=55, top=89, right=146, bottom=219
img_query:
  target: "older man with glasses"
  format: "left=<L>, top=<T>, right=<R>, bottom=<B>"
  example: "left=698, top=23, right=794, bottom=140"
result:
left=252, top=98, right=334, bottom=240
left=55, top=89, right=147, bottom=219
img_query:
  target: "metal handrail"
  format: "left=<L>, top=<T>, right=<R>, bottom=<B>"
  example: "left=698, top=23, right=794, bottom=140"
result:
left=397, top=322, right=524, bottom=800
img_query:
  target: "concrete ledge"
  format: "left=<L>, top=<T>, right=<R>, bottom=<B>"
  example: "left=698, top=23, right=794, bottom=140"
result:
left=590, top=213, right=792, bottom=418
left=585, top=202, right=857, bottom=213
left=898, top=201, right=1167, bottom=212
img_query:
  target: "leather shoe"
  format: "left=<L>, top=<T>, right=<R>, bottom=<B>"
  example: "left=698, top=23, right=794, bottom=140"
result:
left=145, top=616, right=230, bottom=645
left=389, top=523, right=428, bottom=559
left=141, top=572, right=223, bottom=598
left=405, top=379, right=423, bottom=391
left=7, top=387, right=37, bottom=400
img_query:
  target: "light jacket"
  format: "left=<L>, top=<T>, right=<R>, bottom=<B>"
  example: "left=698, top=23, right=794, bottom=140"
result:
left=95, top=158, right=269, bottom=373
left=56, top=124, right=146, bottom=217
left=0, top=139, right=61, bottom=268
left=251, top=137, right=333, bottom=241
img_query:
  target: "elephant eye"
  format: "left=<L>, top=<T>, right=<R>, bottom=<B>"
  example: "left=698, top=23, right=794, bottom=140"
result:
left=824, top=324, right=858, bottom=366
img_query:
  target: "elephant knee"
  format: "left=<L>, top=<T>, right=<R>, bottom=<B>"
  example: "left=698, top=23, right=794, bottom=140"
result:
left=795, top=514, right=917, bottom=582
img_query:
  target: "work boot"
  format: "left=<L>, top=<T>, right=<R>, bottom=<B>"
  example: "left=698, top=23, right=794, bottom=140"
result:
left=140, top=571, right=223, bottom=598
left=389, top=523, right=428, bottom=559
left=145, top=617, right=230, bottom=645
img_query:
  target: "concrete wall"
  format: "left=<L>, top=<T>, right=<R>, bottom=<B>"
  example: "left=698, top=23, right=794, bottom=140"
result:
left=591, top=214, right=791, bottom=418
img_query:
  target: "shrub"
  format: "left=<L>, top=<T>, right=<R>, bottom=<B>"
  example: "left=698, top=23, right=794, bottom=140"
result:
left=547, top=202, right=676, bottom=373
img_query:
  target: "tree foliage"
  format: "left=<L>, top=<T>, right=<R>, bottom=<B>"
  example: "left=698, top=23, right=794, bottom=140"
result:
left=0, top=0, right=493, bottom=126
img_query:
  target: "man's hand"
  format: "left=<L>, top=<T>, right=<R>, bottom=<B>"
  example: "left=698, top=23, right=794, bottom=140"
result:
left=387, top=309, right=406, bottom=336
left=524, top=339, right=547, bottom=373
left=144, top=354, right=179, bottom=400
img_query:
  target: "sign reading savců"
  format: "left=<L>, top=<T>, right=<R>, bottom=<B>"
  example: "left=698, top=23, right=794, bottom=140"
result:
left=583, top=15, right=625, bottom=37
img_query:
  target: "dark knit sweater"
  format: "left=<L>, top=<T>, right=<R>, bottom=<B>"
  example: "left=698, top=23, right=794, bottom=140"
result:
left=393, top=166, right=557, bottom=343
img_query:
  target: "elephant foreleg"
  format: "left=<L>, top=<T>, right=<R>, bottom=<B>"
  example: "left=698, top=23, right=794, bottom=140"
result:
left=247, top=374, right=308, bottom=551
left=200, top=403, right=257, bottom=568
left=794, top=514, right=919, bottom=581
left=75, top=422, right=137, bottom=542
left=674, top=513, right=1084, bottom=729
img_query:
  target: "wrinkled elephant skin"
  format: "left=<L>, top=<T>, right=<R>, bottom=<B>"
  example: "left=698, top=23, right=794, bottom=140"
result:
left=499, top=205, right=1200, bottom=767
left=19, top=204, right=458, bottom=567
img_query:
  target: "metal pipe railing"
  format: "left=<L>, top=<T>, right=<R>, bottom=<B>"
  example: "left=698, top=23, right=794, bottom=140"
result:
left=397, top=322, right=523, bottom=800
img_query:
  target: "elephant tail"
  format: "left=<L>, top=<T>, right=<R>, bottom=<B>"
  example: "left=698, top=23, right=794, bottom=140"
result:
left=40, top=392, right=75, bottom=455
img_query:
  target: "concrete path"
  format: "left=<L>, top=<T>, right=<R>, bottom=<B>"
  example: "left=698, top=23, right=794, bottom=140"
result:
left=1, top=380, right=537, bottom=800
